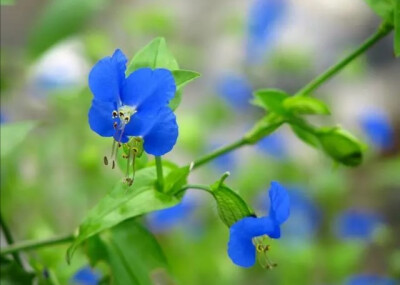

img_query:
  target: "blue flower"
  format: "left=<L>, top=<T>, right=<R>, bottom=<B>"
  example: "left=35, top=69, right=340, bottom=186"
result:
left=346, top=274, right=397, bottom=285
left=256, top=132, right=287, bottom=159
left=146, top=195, right=196, bottom=233
left=216, top=74, right=253, bottom=110
left=72, top=266, right=101, bottom=285
left=335, top=209, right=383, bottom=242
left=246, top=0, right=286, bottom=63
left=360, top=111, right=394, bottom=151
left=228, top=181, right=290, bottom=267
left=88, top=49, right=178, bottom=156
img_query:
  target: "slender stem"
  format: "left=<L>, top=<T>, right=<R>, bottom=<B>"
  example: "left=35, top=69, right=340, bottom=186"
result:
left=155, top=156, right=164, bottom=192
left=296, top=22, right=393, bottom=96
left=0, top=212, right=23, bottom=266
left=0, top=234, right=74, bottom=256
left=190, top=138, right=248, bottom=169
left=176, top=184, right=212, bottom=196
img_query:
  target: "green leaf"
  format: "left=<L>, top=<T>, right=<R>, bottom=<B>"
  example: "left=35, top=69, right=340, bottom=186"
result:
left=210, top=174, right=254, bottom=227
left=87, top=219, right=170, bottom=285
left=0, top=121, right=37, bottom=158
left=169, top=70, right=200, bottom=110
left=126, top=37, right=179, bottom=74
left=126, top=39, right=199, bottom=110
left=252, top=89, right=291, bottom=115
left=28, top=0, right=106, bottom=58
left=244, top=113, right=284, bottom=144
left=0, top=257, right=35, bottom=285
left=316, top=127, right=364, bottom=167
left=395, top=0, right=400, bottom=56
left=163, top=166, right=190, bottom=195
left=172, top=70, right=201, bottom=89
left=66, top=167, right=179, bottom=263
left=290, top=124, right=320, bottom=148
left=364, top=0, right=395, bottom=23
left=283, top=96, right=330, bottom=115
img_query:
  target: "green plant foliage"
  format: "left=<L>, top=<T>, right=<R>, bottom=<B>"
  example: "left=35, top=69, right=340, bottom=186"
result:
left=283, top=96, right=330, bottom=115
left=290, top=124, right=320, bottom=147
left=244, top=114, right=284, bottom=144
left=0, top=257, right=35, bottom=285
left=170, top=70, right=201, bottom=110
left=0, top=121, right=37, bottom=158
left=316, top=127, right=364, bottom=167
left=66, top=167, right=180, bottom=262
left=126, top=37, right=200, bottom=110
left=252, top=89, right=291, bottom=115
left=395, top=0, right=400, bottom=56
left=28, top=0, right=107, bottom=58
left=163, top=166, right=190, bottom=195
left=210, top=174, right=254, bottom=227
left=86, top=219, right=170, bottom=285
left=127, top=37, right=178, bottom=72
left=364, top=0, right=395, bottom=23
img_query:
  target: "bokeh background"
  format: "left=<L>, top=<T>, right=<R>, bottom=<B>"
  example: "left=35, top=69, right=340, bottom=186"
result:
left=1, top=0, right=399, bottom=284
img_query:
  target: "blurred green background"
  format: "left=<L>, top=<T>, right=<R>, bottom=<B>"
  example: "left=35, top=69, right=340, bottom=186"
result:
left=1, top=0, right=399, bottom=284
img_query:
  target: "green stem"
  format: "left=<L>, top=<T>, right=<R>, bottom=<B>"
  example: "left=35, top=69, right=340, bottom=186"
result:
left=175, top=184, right=212, bottom=196
left=0, top=234, right=74, bottom=256
left=190, top=138, right=248, bottom=169
left=155, top=156, right=164, bottom=192
left=296, top=22, right=393, bottom=96
left=0, top=212, right=23, bottom=266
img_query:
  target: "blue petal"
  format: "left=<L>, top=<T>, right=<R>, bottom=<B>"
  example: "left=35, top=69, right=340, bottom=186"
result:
left=268, top=181, right=290, bottom=225
left=360, top=111, right=394, bottom=150
left=141, top=107, right=178, bottom=156
left=335, top=209, right=382, bottom=241
left=88, top=49, right=127, bottom=102
left=88, top=100, right=117, bottom=137
left=228, top=216, right=275, bottom=267
left=346, top=274, right=397, bottom=285
left=72, top=266, right=101, bottom=285
left=121, top=68, right=176, bottom=114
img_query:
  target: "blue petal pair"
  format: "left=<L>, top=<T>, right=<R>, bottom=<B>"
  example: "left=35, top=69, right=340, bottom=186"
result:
left=88, top=49, right=178, bottom=156
left=228, top=181, right=290, bottom=267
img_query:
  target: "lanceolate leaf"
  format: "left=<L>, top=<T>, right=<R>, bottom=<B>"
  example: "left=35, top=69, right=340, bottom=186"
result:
left=126, top=37, right=179, bottom=74
left=67, top=167, right=179, bottom=263
left=364, top=0, right=395, bottom=23
left=127, top=38, right=200, bottom=110
left=87, top=220, right=170, bottom=285
left=172, top=70, right=201, bottom=89
left=252, top=89, right=291, bottom=115
left=169, top=70, right=201, bottom=110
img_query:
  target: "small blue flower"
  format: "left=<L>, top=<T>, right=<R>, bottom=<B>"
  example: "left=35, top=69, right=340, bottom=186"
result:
left=146, top=195, right=196, bottom=233
left=228, top=181, right=290, bottom=267
left=346, top=274, right=397, bottom=285
left=360, top=111, right=394, bottom=151
left=246, top=0, right=286, bottom=63
left=256, top=132, right=287, bottom=159
left=335, top=209, right=383, bottom=242
left=72, top=266, right=101, bottom=285
left=216, top=74, right=253, bottom=110
left=88, top=49, right=178, bottom=156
